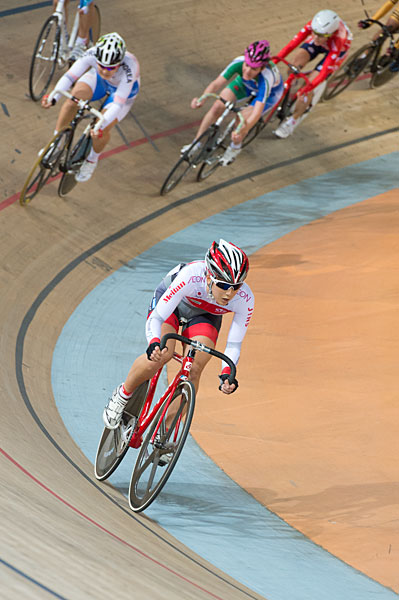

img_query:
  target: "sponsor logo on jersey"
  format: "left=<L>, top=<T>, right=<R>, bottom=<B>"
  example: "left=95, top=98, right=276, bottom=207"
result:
left=245, top=307, right=254, bottom=327
left=188, top=275, right=205, bottom=284
left=163, top=281, right=186, bottom=302
left=237, top=289, right=252, bottom=302
left=121, top=63, right=133, bottom=83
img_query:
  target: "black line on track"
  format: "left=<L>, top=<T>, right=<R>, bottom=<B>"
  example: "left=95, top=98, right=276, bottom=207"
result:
left=14, top=125, right=397, bottom=600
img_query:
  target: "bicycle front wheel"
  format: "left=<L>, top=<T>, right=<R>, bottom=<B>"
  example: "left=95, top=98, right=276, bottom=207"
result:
left=29, top=15, right=60, bottom=101
left=20, top=128, right=71, bottom=205
left=323, top=44, right=374, bottom=101
left=129, top=380, right=195, bottom=512
left=159, top=130, right=213, bottom=195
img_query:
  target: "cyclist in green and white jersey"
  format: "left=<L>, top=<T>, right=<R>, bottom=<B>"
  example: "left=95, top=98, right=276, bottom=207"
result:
left=182, top=40, right=283, bottom=166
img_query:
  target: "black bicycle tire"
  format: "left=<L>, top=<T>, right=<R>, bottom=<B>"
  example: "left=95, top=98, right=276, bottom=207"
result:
left=128, top=380, right=195, bottom=512
left=20, top=128, right=71, bottom=205
left=58, top=131, right=93, bottom=197
left=29, top=15, right=60, bottom=102
left=370, top=56, right=399, bottom=87
left=322, top=44, right=375, bottom=101
left=159, top=130, right=213, bottom=195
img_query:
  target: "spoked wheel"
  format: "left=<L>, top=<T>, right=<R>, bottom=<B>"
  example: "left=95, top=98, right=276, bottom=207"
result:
left=29, top=15, right=60, bottom=101
left=94, top=381, right=149, bottom=481
left=323, top=44, right=374, bottom=101
left=159, top=130, right=213, bottom=195
left=20, top=128, right=71, bottom=205
left=370, top=54, right=399, bottom=88
left=129, top=380, right=195, bottom=512
left=196, top=118, right=236, bottom=181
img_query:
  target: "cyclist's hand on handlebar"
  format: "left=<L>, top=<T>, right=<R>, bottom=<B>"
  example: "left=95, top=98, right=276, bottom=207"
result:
left=146, top=341, right=168, bottom=362
left=191, top=97, right=204, bottom=109
left=358, top=19, right=371, bottom=29
left=41, top=94, right=55, bottom=109
left=219, top=373, right=239, bottom=394
left=90, top=128, right=103, bottom=139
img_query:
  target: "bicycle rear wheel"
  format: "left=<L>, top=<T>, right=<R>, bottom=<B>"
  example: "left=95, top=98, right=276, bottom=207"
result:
left=94, top=381, right=149, bottom=481
left=159, top=130, right=212, bottom=195
left=196, top=118, right=236, bottom=181
left=29, top=15, right=60, bottom=101
left=323, top=44, right=374, bottom=101
left=20, top=128, right=71, bottom=205
left=129, top=380, right=195, bottom=512
left=370, top=54, right=399, bottom=87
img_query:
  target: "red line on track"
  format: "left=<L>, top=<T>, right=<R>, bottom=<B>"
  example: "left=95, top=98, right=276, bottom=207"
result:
left=0, top=446, right=226, bottom=600
left=1, top=118, right=201, bottom=213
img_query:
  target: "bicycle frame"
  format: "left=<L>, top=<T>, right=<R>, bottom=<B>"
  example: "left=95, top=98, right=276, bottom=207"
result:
left=128, top=350, right=194, bottom=449
left=53, top=0, right=80, bottom=60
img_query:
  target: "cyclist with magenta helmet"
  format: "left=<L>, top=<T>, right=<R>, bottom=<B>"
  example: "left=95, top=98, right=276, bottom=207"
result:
left=274, top=9, right=352, bottom=138
left=41, top=32, right=140, bottom=183
left=181, top=40, right=283, bottom=166
left=103, top=240, right=255, bottom=432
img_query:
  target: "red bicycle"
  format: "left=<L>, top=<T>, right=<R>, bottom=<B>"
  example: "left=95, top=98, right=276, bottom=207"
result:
left=94, top=332, right=236, bottom=512
left=242, top=57, right=316, bottom=147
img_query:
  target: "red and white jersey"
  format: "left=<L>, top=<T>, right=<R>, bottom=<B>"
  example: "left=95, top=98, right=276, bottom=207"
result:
left=276, top=19, right=352, bottom=93
left=145, top=261, right=254, bottom=367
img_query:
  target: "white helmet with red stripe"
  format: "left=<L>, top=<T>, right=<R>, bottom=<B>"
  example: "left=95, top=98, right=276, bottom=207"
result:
left=205, top=239, right=249, bottom=284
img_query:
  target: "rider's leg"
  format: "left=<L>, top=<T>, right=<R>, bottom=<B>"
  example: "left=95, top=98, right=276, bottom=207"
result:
left=194, top=86, right=237, bottom=140
left=123, top=322, right=177, bottom=395
left=103, top=322, right=177, bottom=429
left=54, top=81, right=92, bottom=132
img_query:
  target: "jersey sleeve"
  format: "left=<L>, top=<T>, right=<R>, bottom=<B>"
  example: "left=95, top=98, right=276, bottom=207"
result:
left=145, top=266, right=195, bottom=343
left=220, top=57, right=244, bottom=80
left=52, top=55, right=94, bottom=101
left=371, top=0, right=399, bottom=21
left=221, top=289, right=254, bottom=374
left=276, top=21, right=312, bottom=60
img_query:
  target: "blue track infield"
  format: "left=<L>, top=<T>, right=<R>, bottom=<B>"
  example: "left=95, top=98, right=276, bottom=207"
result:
left=52, top=153, right=398, bottom=600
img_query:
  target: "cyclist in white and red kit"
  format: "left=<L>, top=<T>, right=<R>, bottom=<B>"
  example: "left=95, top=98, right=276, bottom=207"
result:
left=273, top=9, right=352, bottom=138
left=103, top=240, right=255, bottom=430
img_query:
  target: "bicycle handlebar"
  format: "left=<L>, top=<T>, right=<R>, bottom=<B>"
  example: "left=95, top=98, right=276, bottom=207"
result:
left=48, top=89, right=105, bottom=132
left=196, top=93, right=245, bottom=134
left=361, top=18, right=396, bottom=39
left=160, top=332, right=237, bottom=383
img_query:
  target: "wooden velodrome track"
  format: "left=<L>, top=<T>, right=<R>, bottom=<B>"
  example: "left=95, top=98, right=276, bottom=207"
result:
left=1, top=0, right=398, bottom=598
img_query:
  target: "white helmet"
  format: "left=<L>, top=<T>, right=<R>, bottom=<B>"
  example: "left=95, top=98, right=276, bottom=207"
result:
left=311, top=10, right=340, bottom=36
left=95, top=32, right=126, bottom=66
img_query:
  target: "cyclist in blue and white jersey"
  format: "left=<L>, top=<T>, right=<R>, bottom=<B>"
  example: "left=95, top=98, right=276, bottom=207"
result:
left=103, top=240, right=255, bottom=430
left=42, top=32, right=140, bottom=182
left=181, top=40, right=283, bottom=166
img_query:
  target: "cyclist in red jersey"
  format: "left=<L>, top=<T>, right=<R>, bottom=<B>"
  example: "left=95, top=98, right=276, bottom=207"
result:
left=274, top=9, right=352, bottom=138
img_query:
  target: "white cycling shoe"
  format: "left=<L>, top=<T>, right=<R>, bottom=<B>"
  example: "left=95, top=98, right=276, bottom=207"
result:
left=180, top=141, right=201, bottom=157
left=103, top=386, right=128, bottom=430
left=75, top=159, right=97, bottom=182
left=274, top=116, right=298, bottom=139
left=219, top=145, right=241, bottom=167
